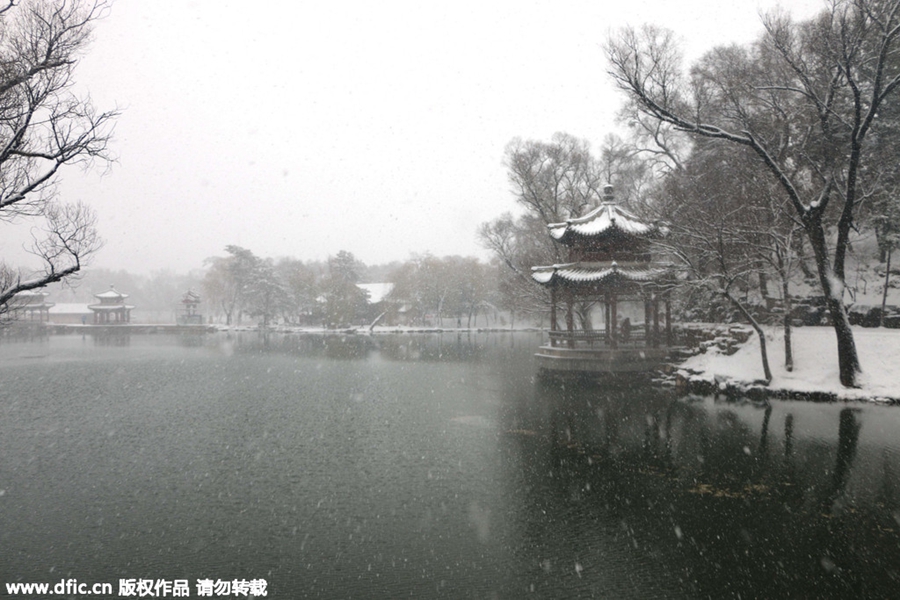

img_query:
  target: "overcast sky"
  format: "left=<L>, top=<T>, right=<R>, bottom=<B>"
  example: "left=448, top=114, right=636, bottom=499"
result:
left=3, top=0, right=825, bottom=274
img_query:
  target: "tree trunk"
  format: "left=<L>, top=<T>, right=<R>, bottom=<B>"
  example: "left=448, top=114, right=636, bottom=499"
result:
left=781, top=272, right=793, bottom=372
left=808, top=222, right=861, bottom=387
left=724, top=290, right=772, bottom=384
left=759, top=269, right=771, bottom=308
left=881, top=247, right=892, bottom=328
left=776, top=247, right=794, bottom=372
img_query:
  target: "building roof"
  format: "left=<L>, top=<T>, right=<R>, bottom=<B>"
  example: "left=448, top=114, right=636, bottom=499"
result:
left=531, top=261, right=671, bottom=287
left=11, top=290, right=53, bottom=307
left=88, top=304, right=136, bottom=311
left=548, top=201, right=662, bottom=245
left=49, top=303, right=92, bottom=315
left=94, top=285, right=129, bottom=300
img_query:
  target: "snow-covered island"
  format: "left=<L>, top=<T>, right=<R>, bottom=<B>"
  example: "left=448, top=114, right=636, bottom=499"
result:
left=677, top=325, right=900, bottom=403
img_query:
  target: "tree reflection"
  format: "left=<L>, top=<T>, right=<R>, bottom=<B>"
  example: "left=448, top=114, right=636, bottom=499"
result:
left=512, top=380, right=900, bottom=598
left=784, top=413, right=794, bottom=458
left=823, top=408, right=862, bottom=513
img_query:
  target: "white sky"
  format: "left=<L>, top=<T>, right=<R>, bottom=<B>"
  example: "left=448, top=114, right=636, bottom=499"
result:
left=3, top=0, right=825, bottom=274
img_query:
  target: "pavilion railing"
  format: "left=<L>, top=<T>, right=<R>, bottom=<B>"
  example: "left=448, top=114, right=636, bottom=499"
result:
left=548, top=328, right=653, bottom=348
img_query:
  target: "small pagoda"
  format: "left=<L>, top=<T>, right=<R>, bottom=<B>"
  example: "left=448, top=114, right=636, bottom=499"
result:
left=178, top=290, right=202, bottom=325
left=88, top=285, right=134, bottom=324
left=531, top=185, right=674, bottom=374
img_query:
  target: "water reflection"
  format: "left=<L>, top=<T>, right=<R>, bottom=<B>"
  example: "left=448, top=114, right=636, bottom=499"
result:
left=92, top=332, right=131, bottom=347
left=212, top=331, right=498, bottom=363
left=516, top=378, right=900, bottom=598
left=0, top=332, right=898, bottom=598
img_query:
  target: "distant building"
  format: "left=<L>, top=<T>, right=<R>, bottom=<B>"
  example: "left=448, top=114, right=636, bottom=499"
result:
left=9, top=291, right=54, bottom=322
left=88, top=285, right=134, bottom=324
left=178, top=290, right=202, bottom=324
left=49, top=303, right=93, bottom=325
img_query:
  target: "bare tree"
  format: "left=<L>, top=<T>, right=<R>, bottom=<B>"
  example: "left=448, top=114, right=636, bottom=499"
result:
left=607, top=1, right=900, bottom=387
left=0, top=0, right=116, bottom=316
left=504, top=133, right=605, bottom=225
left=482, top=134, right=610, bottom=328
left=202, top=245, right=260, bottom=325
left=658, top=145, right=775, bottom=383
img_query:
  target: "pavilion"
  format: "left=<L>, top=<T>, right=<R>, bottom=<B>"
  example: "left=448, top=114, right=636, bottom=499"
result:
left=531, top=185, right=675, bottom=374
left=88, top=285, right=134, bottom=324
left=10, top=291, right=54, bottom=322
left=178, top=290, right=202, bottom=324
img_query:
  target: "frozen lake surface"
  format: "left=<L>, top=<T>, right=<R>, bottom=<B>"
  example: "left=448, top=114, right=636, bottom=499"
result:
left=0, top=332, right=899, bottom=598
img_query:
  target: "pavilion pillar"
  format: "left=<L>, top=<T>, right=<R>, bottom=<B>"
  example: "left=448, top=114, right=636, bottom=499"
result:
left=604, top=296, right=611, bottom=344
left=550, top=286, right=557, bottom=347
left=610, top=292, right=618, bottom=350
left=653, top=296, right=660, bottom=348
left=644, top=294, right=652, bottom=348
left=565, top=293, right=574, bottom=349
left=665, top=294, right=673, bottom=346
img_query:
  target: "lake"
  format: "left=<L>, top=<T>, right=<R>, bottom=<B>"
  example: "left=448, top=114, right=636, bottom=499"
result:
left=0, top=331, right=899, bottom=598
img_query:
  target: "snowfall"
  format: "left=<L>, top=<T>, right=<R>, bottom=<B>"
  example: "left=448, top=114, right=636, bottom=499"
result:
left=678, top=325, right=900, bottom=403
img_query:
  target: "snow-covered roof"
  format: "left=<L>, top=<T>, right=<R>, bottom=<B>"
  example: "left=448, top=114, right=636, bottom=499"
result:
left=548, top=201, right=661, bottom=244
left=49, top=303, right=92, bottom=314
left=358, top=283, right=394, bottom=304
left=531, top=262, right=670, bottom=286
left=94, top=285, right=128, bottom=300
left=88, top=304, right=136, bottom=311
left=11, top=291, right=52, bottom=307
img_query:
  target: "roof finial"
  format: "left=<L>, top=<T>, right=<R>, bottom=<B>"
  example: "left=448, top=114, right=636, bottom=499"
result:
left=603, top=184, right=615, bottom=204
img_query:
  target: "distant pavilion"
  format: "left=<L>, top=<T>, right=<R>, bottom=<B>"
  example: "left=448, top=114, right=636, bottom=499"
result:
left=531, top=185, right=674, bottom=373
left=88, top=285, right=134, bottom=324
left=179, top=290, right=202, bottom=324
left=10, top=291, right=54, bottom=322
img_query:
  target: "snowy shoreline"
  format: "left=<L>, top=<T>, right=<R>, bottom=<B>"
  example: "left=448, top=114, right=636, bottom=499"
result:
left=675, top=325, right=900, bottom=404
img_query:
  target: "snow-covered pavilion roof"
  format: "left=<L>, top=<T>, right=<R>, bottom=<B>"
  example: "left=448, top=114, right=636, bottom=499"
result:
left=94, top=285, right=128, bottom=300
left=547, top=187, right=662, bottom=245
left=531, top=262, right=671, bottom=287
left=12, top=290, right=53, bottom=307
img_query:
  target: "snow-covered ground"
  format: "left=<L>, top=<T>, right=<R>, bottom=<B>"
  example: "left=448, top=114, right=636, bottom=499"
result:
left=679, top=325, right=900, bottom=402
